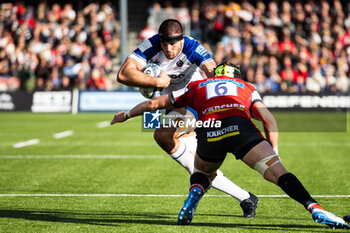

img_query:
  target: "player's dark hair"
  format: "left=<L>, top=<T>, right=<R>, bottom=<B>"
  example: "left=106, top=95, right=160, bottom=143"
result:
left=158, top=19, right=183, bottom=35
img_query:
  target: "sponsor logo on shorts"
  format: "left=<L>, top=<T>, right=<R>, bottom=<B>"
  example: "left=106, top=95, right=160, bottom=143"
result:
left=202, top=103, right=245, bottom=115
left=207, top=125, right=240, bottom=142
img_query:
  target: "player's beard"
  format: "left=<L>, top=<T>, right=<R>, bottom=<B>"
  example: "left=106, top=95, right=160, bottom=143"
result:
left=164, top=51, right=176, bottom=59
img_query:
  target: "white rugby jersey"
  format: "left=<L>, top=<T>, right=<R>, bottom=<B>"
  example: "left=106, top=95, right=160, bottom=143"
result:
left=129, top=34, right=214, bottom=98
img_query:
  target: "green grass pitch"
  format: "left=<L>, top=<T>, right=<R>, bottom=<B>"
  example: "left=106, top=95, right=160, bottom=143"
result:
left=0, top=112, right=349, bottom=233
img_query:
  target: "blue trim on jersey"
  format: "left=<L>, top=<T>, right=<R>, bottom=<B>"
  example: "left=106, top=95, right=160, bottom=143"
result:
left=185, top=107, right=199, bottom=120
left=182, top=36, right=212, bottom=66
left=133, top=34, right=162, bottom=62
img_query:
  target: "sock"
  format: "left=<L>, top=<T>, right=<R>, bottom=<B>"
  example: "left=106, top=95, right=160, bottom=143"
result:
left=278, top=173, right=318, bottom=210
left=170, top=137, right=250, bottom=202
left=169, top=137, right=194, bottom=174
left=307, top=203, right=324, bottom=213
left=190, top=172, right=210, bottom=194
left=212, top=170, right=250, bottom=202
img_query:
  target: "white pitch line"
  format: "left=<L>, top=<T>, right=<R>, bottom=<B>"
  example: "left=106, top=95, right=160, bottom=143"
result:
left=13, top=139, right=40, bottom=148
left=4, top=141, right=350, bottom=147
left=0, top=154, right=164, bottom=159
left=53, top=130, right=74, bottom=139
left=9, top=141, right=154, bottom=146
left=0, top=194, right=349, bottom=197
left=97, top=121, right=110, bottom=128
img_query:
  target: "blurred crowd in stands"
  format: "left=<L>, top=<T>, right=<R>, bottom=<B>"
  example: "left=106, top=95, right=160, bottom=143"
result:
left=0, top=1, right=349, bottom=94
left=0, top=1, right=120, bottom=92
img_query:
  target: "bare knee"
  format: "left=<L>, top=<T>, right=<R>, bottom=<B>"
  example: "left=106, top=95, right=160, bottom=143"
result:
left=154, top=128, right=177, bottom=153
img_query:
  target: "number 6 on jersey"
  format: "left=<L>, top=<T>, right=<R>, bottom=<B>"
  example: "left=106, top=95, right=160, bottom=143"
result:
left=206, top=81, right=238, bottom=100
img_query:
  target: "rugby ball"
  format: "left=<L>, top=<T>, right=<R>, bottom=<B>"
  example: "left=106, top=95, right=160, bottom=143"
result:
left=139, top=63, right=162, bottom=99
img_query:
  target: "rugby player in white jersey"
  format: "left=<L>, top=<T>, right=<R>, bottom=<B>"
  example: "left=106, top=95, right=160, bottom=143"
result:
left=117, top=19, right=258, bottom=217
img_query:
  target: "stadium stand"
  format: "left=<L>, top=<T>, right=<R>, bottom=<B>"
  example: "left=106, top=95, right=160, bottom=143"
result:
left=0, top=0, right=349, bottom=94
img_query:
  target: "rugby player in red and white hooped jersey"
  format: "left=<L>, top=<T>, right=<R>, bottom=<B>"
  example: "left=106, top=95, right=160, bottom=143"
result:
left=117, top=19, right=258, bottom=217
left=112, top=61, right=349, bottom=229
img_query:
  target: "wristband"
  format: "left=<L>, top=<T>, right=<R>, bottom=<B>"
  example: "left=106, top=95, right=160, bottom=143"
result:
left=124, top=111, right=130, bottom=119
left=273, top=146, right=278, bottom=155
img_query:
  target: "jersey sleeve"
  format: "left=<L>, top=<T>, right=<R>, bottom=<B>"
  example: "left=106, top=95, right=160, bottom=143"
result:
left=128, top=34, right=162, bottom=67
left=248, top=84, right=263, bottom=116
left=183, top=37, right=213, bottom=68
left=246, top=82, right=262, bottom=104
left=173, top=92, right=190, bottom=108
left=251, top=90, right=262, bottom=104
left=172, top=82, right=194, bottom=108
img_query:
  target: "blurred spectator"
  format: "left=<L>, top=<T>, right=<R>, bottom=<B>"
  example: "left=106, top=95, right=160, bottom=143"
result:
left=87, top=68, right=107, bottom=90
left=60, top=75, right=71, bottom=90
left=176, top=1, right=191, bottom=28
left=190, top=9, right=202, bottom=41
left=62, top=57, right=81, bottom=86
left=336, top=70, right=349, bottom=93
left=306, top=60, right=325, bottom=93
left=48, top=66, right=62, bottom=90
left=278, top=28, right=297, bottom=56
left=35, top=57, right=50, bottom=82
left=34, top=77, right=45, bottom=91
left=139, top=23, right=156, bottom=41
left=220, top=25, right=242, bottom=60
left=265, top=55, right=281, bottom=92
left=324, top=65, right=337, bottom=93
left=265, top=1, right=282, bottom=29
left=280, top=55, right=298, bottom=78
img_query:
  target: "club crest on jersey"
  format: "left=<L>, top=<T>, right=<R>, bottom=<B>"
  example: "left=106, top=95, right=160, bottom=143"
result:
left=176, top=60, right=184, bottom=67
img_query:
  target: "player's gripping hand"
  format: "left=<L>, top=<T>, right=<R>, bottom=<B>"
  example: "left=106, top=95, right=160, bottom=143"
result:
left=111, top=111, right=129, bottom=125
left=156, top=71, right=171, bottom=89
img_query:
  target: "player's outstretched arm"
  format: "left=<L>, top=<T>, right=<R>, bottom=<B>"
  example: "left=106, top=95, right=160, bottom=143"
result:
left=110, top=94, right=173, bottom=125
left=251, top=101, right=279, bottom=154
left=117, top=58, right=170, bottom=88
left=200, top=60, right=216, bottom=78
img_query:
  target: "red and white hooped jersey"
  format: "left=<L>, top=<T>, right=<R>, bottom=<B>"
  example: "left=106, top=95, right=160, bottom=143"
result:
left=173, top=76, right=262, bottom=121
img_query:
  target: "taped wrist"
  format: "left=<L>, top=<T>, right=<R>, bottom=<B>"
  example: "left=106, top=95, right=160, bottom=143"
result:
left=124, top=111, right=130, bottom=119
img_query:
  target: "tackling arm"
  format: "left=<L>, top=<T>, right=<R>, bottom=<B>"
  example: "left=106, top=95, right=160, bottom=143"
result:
left=251, top=101, right=279, bottom=154
left=117, top=58, right=171, bottom=88
left=110, top=94, right=173, bottom=124
left=200, top=60, right=216, bottom=78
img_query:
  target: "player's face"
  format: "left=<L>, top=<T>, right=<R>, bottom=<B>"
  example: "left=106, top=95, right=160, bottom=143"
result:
left=160, top=38, right=183, bottom=59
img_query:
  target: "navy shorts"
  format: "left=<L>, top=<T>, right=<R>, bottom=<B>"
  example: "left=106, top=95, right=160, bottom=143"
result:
left=196, top=116, right=265, bottom=162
